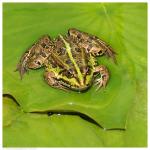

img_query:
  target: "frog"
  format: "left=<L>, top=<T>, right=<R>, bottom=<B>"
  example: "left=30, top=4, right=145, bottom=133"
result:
left=16, top=28, right=116, bottom=92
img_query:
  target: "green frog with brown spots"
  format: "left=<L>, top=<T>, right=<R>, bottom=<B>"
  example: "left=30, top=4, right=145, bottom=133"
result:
left=16, top=28, right=116, bottom=92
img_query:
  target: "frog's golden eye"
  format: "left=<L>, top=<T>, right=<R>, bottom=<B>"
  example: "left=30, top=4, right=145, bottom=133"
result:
left=65, top=71, right=73, bottom=78
left=66, top=69, right=75, bottom=78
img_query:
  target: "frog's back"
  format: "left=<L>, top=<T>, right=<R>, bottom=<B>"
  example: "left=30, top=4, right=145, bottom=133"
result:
left=46, top=36, right=94, bottom=89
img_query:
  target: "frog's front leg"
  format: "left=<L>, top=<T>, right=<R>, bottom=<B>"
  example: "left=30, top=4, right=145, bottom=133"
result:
left=44, top=71, right=69, bottom=91
left=94, top=65, right=109, bottom=90
left=16, top=35, right=53, bottom=79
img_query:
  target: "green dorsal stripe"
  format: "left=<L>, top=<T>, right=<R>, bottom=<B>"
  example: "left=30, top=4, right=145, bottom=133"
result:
left=59, top=35, right=84, bottom=85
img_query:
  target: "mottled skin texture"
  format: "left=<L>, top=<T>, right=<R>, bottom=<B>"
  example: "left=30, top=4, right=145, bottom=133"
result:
left=16, top=28, right=116, bottom=92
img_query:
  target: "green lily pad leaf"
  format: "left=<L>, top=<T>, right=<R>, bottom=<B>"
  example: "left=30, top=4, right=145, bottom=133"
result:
left=3, top=96, right=22, bottom=127
left=3, top=3, right=147, bottom=129
left=3, top=96, right=105, bottom=147
left=3, top=87, right=147, bottom=147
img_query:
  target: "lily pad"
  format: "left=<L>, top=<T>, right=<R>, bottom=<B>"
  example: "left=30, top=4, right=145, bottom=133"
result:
left=3, top=89, right=147, bottom=147
left=3, top=96, right=105, bottom=147
left=3, top=3, right=147, bottom=130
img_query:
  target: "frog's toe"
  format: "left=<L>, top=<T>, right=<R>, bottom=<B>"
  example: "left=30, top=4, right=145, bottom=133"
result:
left=16, top=63, right=28, bottom=79
left=94, top=77, right=107, bottom=90
left=94, top=65, right=109, bottom=90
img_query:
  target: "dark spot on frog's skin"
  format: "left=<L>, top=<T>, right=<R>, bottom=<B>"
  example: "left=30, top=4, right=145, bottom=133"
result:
left=77, top=33, right=82, bottom=39
left=98, top=50, right=104, bottom=56
left=66, top=59, right=72, bottom=65
left=87, top=44, right=93, bottom=51
left=75, top=47, right=81, bottom=52
left=41, top=52, right=47, bottom=58
left=72, top=51, right=77, bottom=58
left=86, top=66, right=91, bottom=75
left=60, top=69, right=74, bottom=79
left=56, top=49, right=61, bottom=54
left=80, top=66, right=91, bottom=75
left=44, top=38, right=51, bottom=43
left=45, top=46, right=49, bottom=49
left=51, top=62, right=57, bottom=68
left=68, top=68, right=75, bottom=74
left=48, top=59, right=57, bottom=68
left=79, top=38, right=84, bottom=43
left=87, top=37, right=93, bottom=43
left=57, top=47, right=66, bottom=55
left=87, top=47, right=90, bottom=52
left=41, top=43, right=46, bottom=48
left=35, top=60, right=41, bottom=65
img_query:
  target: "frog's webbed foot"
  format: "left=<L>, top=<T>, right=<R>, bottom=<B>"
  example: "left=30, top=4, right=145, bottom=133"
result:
left=94, top=65, right=109, bottom=90
left=44, top=71, right=69, bottom=91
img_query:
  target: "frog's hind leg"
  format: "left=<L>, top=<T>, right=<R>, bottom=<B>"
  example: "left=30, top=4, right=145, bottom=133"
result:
left=16, top=35, right=53, bottom=79
left=87, top=37, right=117, bottom=64
left=95, top=39, right=117, bottom=63
left=94, top=65, right=109, bottom=90
left=68, top=28, right=117, bottom=63
left=44, top=71, right=69, bottom=91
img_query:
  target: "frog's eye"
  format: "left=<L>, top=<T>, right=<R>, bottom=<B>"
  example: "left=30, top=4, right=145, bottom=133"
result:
left=66, top=70, right=74, bottom=78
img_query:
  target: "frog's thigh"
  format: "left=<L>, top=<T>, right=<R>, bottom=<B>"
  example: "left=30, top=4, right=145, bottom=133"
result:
left=94, top=65, right=109, bottom=89
left=44, top=71, right=68, bottom=91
